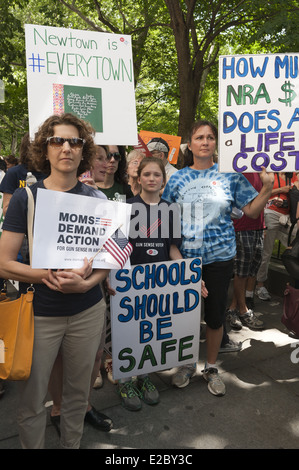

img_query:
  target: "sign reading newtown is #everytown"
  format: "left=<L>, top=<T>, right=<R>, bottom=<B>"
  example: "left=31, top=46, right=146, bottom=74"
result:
left=109, top=258, right=202, bottom=380
left=32, top=189, right=132, bottom=269
left=219, top=53, right=299, bottom=173
left=25, top=24, right=138, bottom=145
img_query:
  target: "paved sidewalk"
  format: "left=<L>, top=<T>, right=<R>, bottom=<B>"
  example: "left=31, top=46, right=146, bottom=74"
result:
left=1, top=290, right=299, bottom=451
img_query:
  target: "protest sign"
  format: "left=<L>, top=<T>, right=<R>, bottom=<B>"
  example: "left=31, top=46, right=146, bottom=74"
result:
left=25, top=24, right=138, bottom=145
left=32, top=188, right=132, bottom=269
left=219, top=53, right=299, bottom=173
left=139, top=130, right=182, bottom=164
left=109, top=258, right=202, bottom=380
left=133, top=134, right=152, bottom=157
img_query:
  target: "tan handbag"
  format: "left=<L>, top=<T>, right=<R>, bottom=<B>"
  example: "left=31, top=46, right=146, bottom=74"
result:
left=0, top=187, right=35, bottom=380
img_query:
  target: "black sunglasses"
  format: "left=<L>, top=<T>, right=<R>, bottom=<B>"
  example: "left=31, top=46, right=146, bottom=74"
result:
left=46, top=136, right=86, bottom=149
left=107, top=152, right=121, bottom=161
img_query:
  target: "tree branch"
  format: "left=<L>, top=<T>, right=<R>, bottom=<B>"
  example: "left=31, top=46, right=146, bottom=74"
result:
left=93, top=0, right=122, bottom=33
left=58, top=0, right=107, bottom=31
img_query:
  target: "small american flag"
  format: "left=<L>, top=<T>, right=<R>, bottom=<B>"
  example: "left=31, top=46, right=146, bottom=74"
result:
left=103, top=228, right=133, bottom=268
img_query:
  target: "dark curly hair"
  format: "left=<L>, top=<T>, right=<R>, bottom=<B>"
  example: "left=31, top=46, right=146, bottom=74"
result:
left=19, top=132, right=32, bottom=167
left=29, top=113, right=97, bottom=176
left=183, top=120, right=218, bottom=168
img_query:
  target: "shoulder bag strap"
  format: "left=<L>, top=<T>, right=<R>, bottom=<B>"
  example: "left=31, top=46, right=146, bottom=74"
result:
left=276, top=173, right=280, bottom=188
left=25, top=186, right=34, bottom=267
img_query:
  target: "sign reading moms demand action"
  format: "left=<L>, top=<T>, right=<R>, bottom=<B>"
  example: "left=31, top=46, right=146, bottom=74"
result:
left=25, top=24, right=138, bottom=145
left=219, top=53, right=299, bottom=173
left=110, top=258, right=202, bottom=380
left=32, top=189, right=132, bottom=269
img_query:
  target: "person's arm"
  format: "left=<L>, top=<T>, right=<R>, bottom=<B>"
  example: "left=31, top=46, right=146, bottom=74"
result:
left=2, top=193, right=12, bottom=216
left=169, top=244, right=183, bottom=260
left=271, top=186, right=291, bottom=196
left=242, top=168, right=274, bottom=219
left=0, top=230, right=107, bottom=293
left=0, top=230, right=49, bottom=283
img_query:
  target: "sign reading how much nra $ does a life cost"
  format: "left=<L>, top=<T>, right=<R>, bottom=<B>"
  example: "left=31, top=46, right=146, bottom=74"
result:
left=219, top=53, right=299, bottom=173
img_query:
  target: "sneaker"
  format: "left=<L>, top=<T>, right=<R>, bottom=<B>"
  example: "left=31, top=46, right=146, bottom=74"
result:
left=255, top=286, right=271, bottom=301
left=93, top=371, right=103, bottom=389
left=245, top=296, right=255, bottom=310
left=219, top=339, right=242, bottom=353
left=137, top=376, right=160, bottom=405
left=105, top=358, right=117, bottom=384
left=226, top=308, right=242, bottom=330
left=239, top=309, right=264, bottom=330
left=117, top=380, right=142, bottom=411
left=202, top=367, right=226, bottom=396
left=172, top=364, right=196, bottom=388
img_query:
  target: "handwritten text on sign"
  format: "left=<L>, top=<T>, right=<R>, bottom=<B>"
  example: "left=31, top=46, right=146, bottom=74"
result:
left=25, top=24, right=137, bottom=145
left=110, top=258, right=202, bottom=379
left=219, top=53, right=299, bottom=173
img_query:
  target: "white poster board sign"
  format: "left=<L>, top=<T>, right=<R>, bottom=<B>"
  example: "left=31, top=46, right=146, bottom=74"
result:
left=32, top=188, right=131, bottom=269
left=219, top=53, right=299, bottom=172
left=110, top=258, right=202, bottom=380
left=25, top=24, right=138, bottom=145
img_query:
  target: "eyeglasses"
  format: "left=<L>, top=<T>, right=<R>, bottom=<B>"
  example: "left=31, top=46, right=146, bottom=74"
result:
left=107, top=152, right=121, bottom=161
left=46, top=137, right=86, bottom=149
left=128, top=160, right=140, bottom=166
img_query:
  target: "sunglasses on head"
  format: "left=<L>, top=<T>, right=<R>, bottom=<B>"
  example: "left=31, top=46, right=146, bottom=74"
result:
left=107, top=152, right=121, bottom=161
left=46, top=136, right=86, bottom=149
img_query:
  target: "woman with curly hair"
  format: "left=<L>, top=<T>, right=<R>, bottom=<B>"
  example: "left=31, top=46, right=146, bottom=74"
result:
left=0, top=113, right=111, bottom=449
left=97, top=145, right=133, bottom=201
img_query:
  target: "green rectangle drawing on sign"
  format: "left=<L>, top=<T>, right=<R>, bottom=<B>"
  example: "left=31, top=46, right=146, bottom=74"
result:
left=64, top=85, right=103, bottom=132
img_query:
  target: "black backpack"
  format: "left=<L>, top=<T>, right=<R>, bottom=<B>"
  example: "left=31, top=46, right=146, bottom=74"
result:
left=287, top=184, right=299, bottom=246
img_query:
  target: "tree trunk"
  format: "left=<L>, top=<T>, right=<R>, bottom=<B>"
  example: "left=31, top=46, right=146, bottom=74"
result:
left=165, top=0, right=203, bottom=143
left=177, top=72, right=202, bottom=142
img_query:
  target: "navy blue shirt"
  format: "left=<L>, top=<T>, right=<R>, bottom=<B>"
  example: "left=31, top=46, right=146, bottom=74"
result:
left=0, top=163, right=46, bottom=194
left=127, top=194, right=182, bottom=265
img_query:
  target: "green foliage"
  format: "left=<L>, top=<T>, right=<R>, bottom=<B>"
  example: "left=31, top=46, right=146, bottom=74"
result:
left=0, top=0, right=298, bottom=150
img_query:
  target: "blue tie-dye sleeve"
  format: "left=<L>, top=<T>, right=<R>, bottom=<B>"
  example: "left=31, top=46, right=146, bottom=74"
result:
left=162, top=172, right=179, bottom=203
left=233, top=173, right=259, bottom=209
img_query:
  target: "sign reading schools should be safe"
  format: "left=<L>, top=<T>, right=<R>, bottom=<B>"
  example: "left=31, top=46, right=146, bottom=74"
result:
left=219, top=53, right=299, bottom=173
left=25, top=24, right=138, bottom=145
left=109, top=258, right=202, bottom=380
left=32, top=189, right=132, bottom=269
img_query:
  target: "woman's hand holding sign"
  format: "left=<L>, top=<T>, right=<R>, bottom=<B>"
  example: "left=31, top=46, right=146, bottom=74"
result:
left=42, top=257, right=109, bottom=294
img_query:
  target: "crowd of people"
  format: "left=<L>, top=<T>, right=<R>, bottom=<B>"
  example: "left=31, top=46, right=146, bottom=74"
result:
left=1, top=113, right=298, bottom=449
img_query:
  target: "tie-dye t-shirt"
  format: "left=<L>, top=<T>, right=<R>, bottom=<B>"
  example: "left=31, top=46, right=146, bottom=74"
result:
left=162, top=164, right=258, bottom=265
